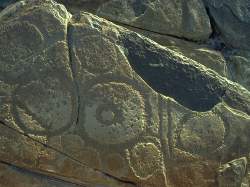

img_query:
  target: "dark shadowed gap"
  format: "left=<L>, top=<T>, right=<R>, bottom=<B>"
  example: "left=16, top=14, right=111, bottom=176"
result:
left=120, top=32, right=226, bottom=112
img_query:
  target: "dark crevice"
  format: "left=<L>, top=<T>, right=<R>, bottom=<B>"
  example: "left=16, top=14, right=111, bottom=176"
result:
left=205, top=6, right=226, bottom=51
left=66, top=21, right=80, bottom=129
left=204, top=6, right=241, bottom=82
left=120, top=32, right=226, bottom=112
left=0, top=120, right=137, bottom=186
left=205, top=6, right=220, bottom=38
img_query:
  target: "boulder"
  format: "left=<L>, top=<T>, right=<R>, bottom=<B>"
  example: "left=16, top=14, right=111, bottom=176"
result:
left=0, top=0, right=250, bottom=187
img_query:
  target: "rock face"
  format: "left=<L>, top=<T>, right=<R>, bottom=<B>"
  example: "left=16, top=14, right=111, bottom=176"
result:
left=204, top=0, right=250, bottom=50
left=52, top=0, right=250, bottom=91
left=97, top=0, right=212, bottom=41
left=227, top=50, right=250, bottom=91
left=0, top=0, right=250, bottom=187
left=56, top=0, right=212, bottom=42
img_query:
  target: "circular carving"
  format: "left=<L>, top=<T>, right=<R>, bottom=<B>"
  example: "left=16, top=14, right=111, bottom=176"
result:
left=74, top=35, right=118, bottom=74
left=0, top=21, right=43, bottom=82
left=84, top=82, right=146, bottom=144
left=179, top=112, right=225, bottom=155
left=12, top=78, right=77, bottom=135
left=129, top=142, right=162, bottom=179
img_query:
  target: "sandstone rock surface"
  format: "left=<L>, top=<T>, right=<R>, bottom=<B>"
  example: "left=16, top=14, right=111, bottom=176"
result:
left=97, top=0, right=212, bottom=41
left=0, top=0, right=250, bottom=187
left=55, top=0, right=212, bottom=41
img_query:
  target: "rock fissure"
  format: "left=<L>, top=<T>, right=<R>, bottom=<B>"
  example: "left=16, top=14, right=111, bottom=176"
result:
left=0, top=120, right=137, bottom=187
left=120, top=32, right=227, bottom=112
left=66, top=22, right=81, bottom=129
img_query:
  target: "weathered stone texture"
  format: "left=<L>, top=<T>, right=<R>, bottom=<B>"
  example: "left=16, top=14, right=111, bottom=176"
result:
left=97, top=0, right=212, bottom=41
left=0, top=0, right=250, bottom=187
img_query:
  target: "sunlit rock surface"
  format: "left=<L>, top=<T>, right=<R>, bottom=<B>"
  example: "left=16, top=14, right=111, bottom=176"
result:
left=0, top=0, right=250, bottom=187
left=53, top=0, right=250, bottom=90
left=96, top=0, right=212, bottom=41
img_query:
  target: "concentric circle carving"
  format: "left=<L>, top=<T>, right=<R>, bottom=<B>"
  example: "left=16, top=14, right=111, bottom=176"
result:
left=0, top=21, right=43, bottom=82
left=11, top=77, right=77, bottom=136
left=129, top=142, right=163, bottom=179
left=179, top=112, right=225, bottom=154
left=83, top=81, right=146, bottom=145
left=74, top=35, right=119, bottom=74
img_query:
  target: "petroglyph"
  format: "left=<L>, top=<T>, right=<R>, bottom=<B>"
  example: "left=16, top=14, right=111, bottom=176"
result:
left=128, top=142, right=163, bottom=179
left=83, top=81, right=146, bottom=145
